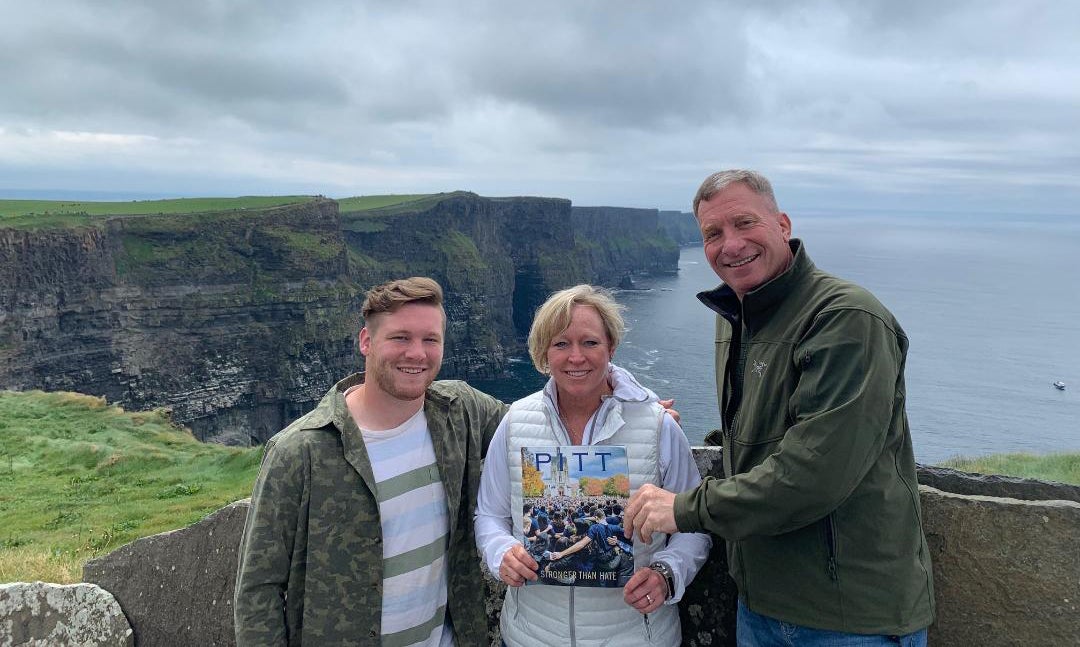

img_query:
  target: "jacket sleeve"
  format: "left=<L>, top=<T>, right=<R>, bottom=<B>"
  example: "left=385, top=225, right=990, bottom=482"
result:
left=234, top=437, right=307, bottom=646
left=650, top=414, right=712, bottom=603
left=465, top=385, right=510, bottom=458
left=674, top=307, right=903, bottom=540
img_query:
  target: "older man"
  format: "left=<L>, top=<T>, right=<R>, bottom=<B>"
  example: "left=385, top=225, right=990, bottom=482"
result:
left=626, top=170, right=934, bottom=646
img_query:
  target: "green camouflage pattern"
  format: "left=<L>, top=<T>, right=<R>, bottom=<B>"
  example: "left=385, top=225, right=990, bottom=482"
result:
left=234, top=373, right=507, bottom=646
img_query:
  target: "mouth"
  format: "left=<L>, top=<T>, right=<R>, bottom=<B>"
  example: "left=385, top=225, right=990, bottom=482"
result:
left=397, top=367, right=426, bottom=375
left=564, top=370, right=590, bottom=378
left=724, top=253, right=759, bottom=268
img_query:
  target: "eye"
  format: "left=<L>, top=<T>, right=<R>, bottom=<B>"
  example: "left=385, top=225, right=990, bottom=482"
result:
left=583, top=340, right=599, bottom=347
left=552, top=340, right=569, bottom=349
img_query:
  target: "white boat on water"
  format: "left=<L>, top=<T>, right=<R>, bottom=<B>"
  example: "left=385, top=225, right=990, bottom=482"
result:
left=1053, top=381, right=1066, bottom=390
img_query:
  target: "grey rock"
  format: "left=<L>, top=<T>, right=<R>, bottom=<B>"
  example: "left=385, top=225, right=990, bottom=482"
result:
left=921, top=485, right=1080, bottom=646
left=83, top=500, right=249, bottom=647
left=0, top=581, right=132, bottom=647
left=917, top=464, right=1080, bottom=503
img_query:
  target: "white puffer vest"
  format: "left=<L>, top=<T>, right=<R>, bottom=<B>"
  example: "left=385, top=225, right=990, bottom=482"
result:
left=500, top=389, right=682, bottom=646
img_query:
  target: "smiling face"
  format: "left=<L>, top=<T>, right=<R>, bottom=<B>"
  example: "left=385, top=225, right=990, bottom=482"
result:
left=359, top=302, right=444, bottom=403
left=546, top=305, right=614, bottom=405
left=697, top=182, right=794, bottom=300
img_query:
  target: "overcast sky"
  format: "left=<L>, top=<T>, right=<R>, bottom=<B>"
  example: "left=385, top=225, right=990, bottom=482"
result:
left=2, top=1, right=1078, bottom=215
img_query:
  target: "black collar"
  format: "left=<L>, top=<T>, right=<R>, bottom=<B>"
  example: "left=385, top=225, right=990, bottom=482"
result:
left=696, top=239, right=815, bottom=332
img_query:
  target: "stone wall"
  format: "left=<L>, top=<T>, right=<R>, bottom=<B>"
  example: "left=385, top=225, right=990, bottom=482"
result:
left=53, top=457, right=1079, bottom=646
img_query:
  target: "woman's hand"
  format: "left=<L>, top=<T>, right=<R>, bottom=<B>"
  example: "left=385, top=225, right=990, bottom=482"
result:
left=623, top=567, right=668, bottom=615
left=498, top=544, right=539, bottom=587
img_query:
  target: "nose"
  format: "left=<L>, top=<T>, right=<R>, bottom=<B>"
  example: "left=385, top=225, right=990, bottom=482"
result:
left=721, top=231, right=747, bottom=257
left=568, top=343, right=588, bottom=363
left=404, top=339, right=425, bottom=360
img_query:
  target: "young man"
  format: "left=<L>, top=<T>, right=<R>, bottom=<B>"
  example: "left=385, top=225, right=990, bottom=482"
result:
left=625, top=170, right=935, bottom=646
left=235, top=277, right=507, bottom=646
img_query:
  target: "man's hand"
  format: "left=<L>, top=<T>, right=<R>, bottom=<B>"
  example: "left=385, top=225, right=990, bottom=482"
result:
left=498, top=544, right=538, bottom=587
left=624, top=483, right=678, bottom=544
left=623, top=566, right=667, bottom=614
left=658, top=398, right=681, bottom=426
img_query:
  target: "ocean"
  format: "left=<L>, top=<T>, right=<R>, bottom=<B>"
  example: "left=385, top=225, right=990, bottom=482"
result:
left=474, top=213, right=1080, bottom=463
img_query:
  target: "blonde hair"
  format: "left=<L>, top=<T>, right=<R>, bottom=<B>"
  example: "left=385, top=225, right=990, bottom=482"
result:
left=361, top=277, right=444, bottom=330
left=527, top=285, right=624, bottom=373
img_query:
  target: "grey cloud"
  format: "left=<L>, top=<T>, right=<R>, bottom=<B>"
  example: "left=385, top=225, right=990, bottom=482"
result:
left=1, top=0, right=1078, bottom=214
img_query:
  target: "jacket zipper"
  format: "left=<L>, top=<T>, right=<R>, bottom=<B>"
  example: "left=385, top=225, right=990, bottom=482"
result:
left=643, top=612, right=652, bottom=641
left=824, top=514, right=839, bottom=581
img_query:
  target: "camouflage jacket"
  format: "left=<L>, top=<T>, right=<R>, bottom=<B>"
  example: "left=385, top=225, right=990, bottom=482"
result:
left=234, top=374, right=507, bottom=646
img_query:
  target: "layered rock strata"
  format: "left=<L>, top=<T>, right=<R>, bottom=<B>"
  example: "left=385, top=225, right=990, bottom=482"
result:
left=1, top=193, right=677, bottom=444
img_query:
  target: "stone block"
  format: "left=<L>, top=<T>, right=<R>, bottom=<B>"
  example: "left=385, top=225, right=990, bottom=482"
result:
left=83, top=499, right=249, bottom=647
left=921, top=485, right=1080, bottom=646
left=917, top=464, right=1080, bottom=503
left=0, top=581, right=132, bottom=647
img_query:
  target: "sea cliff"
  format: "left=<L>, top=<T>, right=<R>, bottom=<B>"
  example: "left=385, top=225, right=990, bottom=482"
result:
left=0, top=192, right=677, bottom=444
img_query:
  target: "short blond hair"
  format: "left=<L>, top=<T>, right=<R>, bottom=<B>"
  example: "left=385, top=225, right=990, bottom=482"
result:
left=361, top=277, right=444, bottom=330
left=527, top=285, right=624, bottom=373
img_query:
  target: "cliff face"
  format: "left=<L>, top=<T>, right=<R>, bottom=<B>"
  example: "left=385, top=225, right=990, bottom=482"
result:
left=659, top=210, right=701, bottom=246
left=1, top=200, right=357, bottom=444
left=570, top=207, right=680, bottom=285
left=1, top=193, right=678, bottom=444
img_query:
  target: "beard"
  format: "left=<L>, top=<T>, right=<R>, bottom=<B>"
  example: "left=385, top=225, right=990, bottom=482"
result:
left=368, top=356, right=437, bottom=401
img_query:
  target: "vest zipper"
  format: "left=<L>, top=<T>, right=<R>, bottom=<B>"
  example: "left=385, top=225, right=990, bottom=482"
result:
left=643, top=612, right=652, bottom=641
left=569, top=586, right=576, bottom=646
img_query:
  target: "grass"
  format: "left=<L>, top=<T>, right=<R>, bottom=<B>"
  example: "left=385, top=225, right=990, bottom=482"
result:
left=936, top=452, right=1080, bottom=486
left=0, top=391, right=261, bottom=583
left=336, top=194, right=433, bottom=214
left=0, top=196, right=316, bottom=229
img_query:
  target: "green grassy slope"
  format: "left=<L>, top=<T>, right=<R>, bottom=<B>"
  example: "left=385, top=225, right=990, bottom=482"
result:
left=0, top=391, right=261, bottom=583
left=336, top=193, right=434, bottom=214
left=937, top=452, right=1080, bottom=485
left=0, top=196, right=316, bottom=229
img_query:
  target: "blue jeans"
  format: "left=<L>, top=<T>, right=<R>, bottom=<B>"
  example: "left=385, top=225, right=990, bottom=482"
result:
left=737, top=600, right=928, bottom=647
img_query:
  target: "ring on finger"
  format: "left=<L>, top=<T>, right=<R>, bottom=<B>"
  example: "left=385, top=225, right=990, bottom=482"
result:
left=645, top=594, right=653, bottom=605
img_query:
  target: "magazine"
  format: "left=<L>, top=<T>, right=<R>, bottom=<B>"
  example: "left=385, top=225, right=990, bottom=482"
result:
left=519, top=445, right=633, bottom=587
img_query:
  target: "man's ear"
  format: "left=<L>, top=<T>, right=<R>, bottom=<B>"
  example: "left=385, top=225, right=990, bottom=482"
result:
left=359, top=327, right=371, bottom=357
left=778, top=212, right=792, bottom=240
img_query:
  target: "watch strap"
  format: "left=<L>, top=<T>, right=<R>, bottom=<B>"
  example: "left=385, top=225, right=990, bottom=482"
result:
left=648, top=561, right=674, bottom=600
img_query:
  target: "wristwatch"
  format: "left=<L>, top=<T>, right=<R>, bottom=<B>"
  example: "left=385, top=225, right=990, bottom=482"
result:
left=648, top=561, right=675, bottom=600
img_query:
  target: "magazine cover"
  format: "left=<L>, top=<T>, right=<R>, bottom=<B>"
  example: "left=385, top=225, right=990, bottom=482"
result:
left=519, top=445, right=634, bottom=587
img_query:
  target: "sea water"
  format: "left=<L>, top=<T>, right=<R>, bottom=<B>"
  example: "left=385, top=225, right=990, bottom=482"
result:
left=474, top=213, right=1080, bottom=463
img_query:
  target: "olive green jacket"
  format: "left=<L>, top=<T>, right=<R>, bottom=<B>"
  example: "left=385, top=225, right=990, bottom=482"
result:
left=234, top=374, right=507, bottom=646
left=673, top=240, right=934, bottom=635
